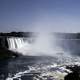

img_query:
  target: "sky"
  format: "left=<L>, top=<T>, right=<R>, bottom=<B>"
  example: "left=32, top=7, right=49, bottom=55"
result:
left=0, top=0, right=80, bottom=33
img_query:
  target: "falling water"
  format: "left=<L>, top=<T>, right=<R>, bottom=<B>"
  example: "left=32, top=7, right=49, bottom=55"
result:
left=7, top=32, right=64, bottom=56
left=7, top=37, right=32, bottom=55
left=7, top=38, right=24, bottom=49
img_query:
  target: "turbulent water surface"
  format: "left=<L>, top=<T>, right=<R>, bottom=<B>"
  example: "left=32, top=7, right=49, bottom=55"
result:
left=0, top=55, right=80, bottom=80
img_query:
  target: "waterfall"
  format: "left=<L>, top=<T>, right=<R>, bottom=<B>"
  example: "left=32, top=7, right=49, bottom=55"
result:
left=1, top=33, right=80, bottom=56
left=7, top=37, right=25, bottom=50
left=7, top=37, right=32, bottom=55
left=7, top=34, right=64, bottom=56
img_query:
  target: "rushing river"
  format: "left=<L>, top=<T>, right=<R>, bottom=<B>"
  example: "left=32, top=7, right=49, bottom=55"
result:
left=1, top=33, right=80, bottom=80
left=0, top=55, right=80, bottom=80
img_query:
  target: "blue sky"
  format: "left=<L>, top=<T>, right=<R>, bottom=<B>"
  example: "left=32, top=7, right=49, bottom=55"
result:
left=0, top=0, right=80, bottom=32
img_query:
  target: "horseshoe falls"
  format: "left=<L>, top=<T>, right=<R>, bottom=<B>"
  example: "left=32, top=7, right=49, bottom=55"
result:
left=1, top=32, right=80, bottom=80
left=6, top=33, right=64, bottom=56
left=7, top=37, right=32, bottom=55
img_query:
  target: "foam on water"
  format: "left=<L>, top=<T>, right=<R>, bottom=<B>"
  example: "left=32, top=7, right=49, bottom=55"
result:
left=5, top=55, right=80, bottom=80
left=6, top=63, right=70, bottom=80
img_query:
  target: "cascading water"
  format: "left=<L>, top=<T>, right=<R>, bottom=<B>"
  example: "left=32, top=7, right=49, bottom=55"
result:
left=7, top=37, right=32, bottom=55
left=7, top=37, right=24, bottom=50
left=6, top=33, right=64, bottom=56
left=2, top=33, right=80, bottom=80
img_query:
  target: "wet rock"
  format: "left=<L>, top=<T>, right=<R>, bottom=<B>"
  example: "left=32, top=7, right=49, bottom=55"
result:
left=64, top=65, right=80, bottom=80
left=0, top=48, right=18, bottom=60
left=64, top=72, right=80, bottom=80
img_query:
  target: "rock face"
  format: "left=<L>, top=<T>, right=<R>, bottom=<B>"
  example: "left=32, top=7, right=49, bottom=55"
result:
left=65, top=72, right=80, bottom=80
left=0, top=37, right=8, bottom=49
left=0, top=48, right=18, bottom=60
left=64, top=65, right=80, bottom=80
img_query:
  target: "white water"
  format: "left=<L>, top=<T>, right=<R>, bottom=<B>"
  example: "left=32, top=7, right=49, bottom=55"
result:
left=7, top=33, right=64, bottom=56
left=32, top=33, right=63, bottom=55
left=7, top=37, right=32, bottom=55
left=6, top=63, right=69, bottom=80
left=32, top=33, right=53, bottom=54
left=7, top=38, right=25, bottom=49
